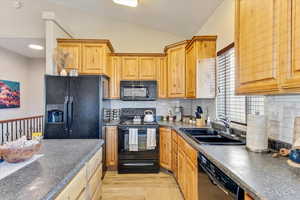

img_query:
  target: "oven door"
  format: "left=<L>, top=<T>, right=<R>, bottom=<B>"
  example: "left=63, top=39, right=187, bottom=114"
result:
left=118, top=127, right=159, bottom=158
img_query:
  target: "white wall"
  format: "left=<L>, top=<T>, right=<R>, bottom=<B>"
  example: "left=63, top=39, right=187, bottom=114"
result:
left=1, top=0, right=184, bottom=53
left=27, top=58, right=45, bottom=116
left=197, top=0, right=234, bottom=51
left=0, top=47, right=45, bottom=120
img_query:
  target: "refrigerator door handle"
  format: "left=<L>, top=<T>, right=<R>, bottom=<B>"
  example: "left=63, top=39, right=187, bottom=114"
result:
left=68, top=96, right=74, bottom=134
left=63, top=96, right=69, bottom=133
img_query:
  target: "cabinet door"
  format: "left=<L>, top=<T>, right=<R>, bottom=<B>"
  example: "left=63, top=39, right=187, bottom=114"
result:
left=177, top=149, right=186, bottom=197
left=139, top=57, right=157, bottom=80
left=57, top=42, right=82, bottom=71
left=121, top=56, right=139, bottom=80
left=235, top=0, right=280, bottom=94
left=82, top=43, right=106, bottom=74
left=168, top=45, right=186, bottom=98
left=159, top=127, right=172, bottom=170
left=186, top=43, right=196, bottom=98
left=109, top=56, right=121, bottom=99
left=171, top=139, right=178, bottom=179
left=105, top=126, right=118, bottom=171
left=185, top=158, right=198, bottom=200
left=157, top=57, right=168, bottom=98
left=280, top=0, right=300, bottom=91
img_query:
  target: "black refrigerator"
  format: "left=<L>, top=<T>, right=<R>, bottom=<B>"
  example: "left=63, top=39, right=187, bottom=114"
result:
left=44, top=75, right=109, bottom=139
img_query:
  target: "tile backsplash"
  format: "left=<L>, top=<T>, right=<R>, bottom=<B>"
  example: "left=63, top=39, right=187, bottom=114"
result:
left=109, top=99, right=216, bottom=119
left=265, top=95, right=300, bottom=144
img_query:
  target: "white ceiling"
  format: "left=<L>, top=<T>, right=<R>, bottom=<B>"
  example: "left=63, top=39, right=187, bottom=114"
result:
left=0, top=38, right=45, bottom=58
left=47, top=0, right=223, bottom=37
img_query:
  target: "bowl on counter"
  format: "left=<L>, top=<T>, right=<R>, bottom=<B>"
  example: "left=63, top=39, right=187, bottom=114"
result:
left=0, top=138, right=42, bottom=163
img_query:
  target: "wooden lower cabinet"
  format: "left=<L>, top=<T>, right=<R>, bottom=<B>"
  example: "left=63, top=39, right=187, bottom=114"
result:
left=175, top=133, right=198, bottom=200
left=105, top=126, right=118, bottom=170
left=159, top=127, right=172, bottom=170
left=171, top=133, right=178, bottom=178
left=55, top=147, right=103, bottom=200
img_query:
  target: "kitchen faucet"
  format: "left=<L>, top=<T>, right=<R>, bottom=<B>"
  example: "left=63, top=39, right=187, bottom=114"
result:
left=219, top=118, right=231, bottom=134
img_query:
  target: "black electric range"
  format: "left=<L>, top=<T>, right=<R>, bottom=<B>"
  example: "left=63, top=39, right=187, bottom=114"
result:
left=117, top=108, right=159, bottom=174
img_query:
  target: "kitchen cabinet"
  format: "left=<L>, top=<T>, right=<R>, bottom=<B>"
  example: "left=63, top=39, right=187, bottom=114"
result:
left=185, top=36, right=217, bottom=98
left=55, top=147, right=103, bottom=200
left=57, top=39, right=114, bottom=76
left=156, top=57, right=168, bottom=98
left=105, top=126, right=118, bottom=171
left=235, top=0, right=280, bottom=94
left=57, top=42, right=82, bottom=72
left=121, top=56, right=139, bottom=80
left=139, top=57, right=157, bottom=80
left=177, top=134, right=198, bottom=200
left=109, top=56, right=121, bottom=99
left=171, top=130, right=178, bottom=178
left=82, top=43, right=108, bottom=75
left=166, top=41, right=188, bottom=98
left=159, top=127, right=172, bottom=170
left=280, top=0, right=300, bottom=92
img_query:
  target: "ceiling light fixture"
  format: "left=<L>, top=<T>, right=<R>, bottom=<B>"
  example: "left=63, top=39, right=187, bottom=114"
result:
left=113, top=0, right=138, bottom=7
left=28, top=44, right=44, bottom=50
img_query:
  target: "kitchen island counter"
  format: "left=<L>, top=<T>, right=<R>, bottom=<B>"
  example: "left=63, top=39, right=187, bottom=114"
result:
left=159, top=121, right=300, bottom=200
left=0, top=139, right=104, bottom=200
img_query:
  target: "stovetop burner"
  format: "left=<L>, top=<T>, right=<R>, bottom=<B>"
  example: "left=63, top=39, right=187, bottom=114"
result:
left=118, top=108, right=158, bottom=127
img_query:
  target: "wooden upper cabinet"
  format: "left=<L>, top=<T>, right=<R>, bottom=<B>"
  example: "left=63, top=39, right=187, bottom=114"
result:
left=235, top=0, right=280, bottom=94
left=57, top=42, right=82, bottom=71
left=156, top=57, right=168, bottom=98
left=121, top=56, right=139, bottom=80
left=159, top=127, right=172, bottom=170
left=280, top=0, right=300, bottom=92
left=186, top=43, right=197, bottom=98
left=166, top=42, right=187, bottom=98
left=82, top=43, right=106, bottom=74
left=139, top=57, right=157, bottom=80
left=109, top=56, right=121, bottom=99
left=57, top=39, right=114, bottom=76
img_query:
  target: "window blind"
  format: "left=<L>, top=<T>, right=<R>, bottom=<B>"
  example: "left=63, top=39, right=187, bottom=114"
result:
left=216, top=48, right=264, bottom=124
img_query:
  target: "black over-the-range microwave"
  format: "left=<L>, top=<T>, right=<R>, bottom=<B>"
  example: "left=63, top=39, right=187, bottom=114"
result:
left=120, top=80, right=157, bottom=101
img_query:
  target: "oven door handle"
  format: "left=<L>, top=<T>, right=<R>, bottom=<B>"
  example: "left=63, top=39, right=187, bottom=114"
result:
left=123, top=163, right=154, bottom=166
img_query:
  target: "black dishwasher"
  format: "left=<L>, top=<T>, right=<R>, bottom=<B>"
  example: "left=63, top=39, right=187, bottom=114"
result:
left=198, top=153, right=244, bottom=200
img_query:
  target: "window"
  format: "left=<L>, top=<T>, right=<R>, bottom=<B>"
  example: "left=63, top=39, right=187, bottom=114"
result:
left=216, top=46, right=264, bottom=124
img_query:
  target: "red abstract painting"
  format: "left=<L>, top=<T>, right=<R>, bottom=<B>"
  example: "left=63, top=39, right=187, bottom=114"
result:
left=0, top=80, right=20, bottom=109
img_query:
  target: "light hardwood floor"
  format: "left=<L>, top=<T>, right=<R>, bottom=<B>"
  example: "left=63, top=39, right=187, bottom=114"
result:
left=101, top=171, right=184, bottom=200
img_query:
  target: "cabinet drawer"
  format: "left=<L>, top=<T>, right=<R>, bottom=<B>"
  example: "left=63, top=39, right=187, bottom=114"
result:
left=184, top=141, right=197, bottom=163
left=177, top=135, right=197, bottom=163
left=87, top=148, right=102, bottom=180
left=55, top=165, right=87, bottom=200
left=88, top=164, right=102, bottom=197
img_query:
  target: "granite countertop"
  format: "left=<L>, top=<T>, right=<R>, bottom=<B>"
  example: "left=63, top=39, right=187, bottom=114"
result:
left=0, top=139, right=104, bottom=200
left=158, top=121, right=300, bottom=200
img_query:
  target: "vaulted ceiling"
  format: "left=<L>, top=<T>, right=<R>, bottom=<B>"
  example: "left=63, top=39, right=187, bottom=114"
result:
left=47, top=0, right=223, bottom=37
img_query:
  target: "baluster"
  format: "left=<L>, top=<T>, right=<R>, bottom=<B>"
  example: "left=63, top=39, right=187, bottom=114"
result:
left=1, top=123, right=3, bottom=145
left=19, top=120, right=22, bottom=138
left=6, top=122, right=9, bottom=142
left=10, top=122, right=13, bottom=141
left=23, top=119, right=25, bottom=137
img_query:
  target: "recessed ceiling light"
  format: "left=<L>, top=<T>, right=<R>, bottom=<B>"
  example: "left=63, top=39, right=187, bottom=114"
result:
left=28, top=44, right=44, bottom=50
left=113, top=0, right=138, bottom=7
